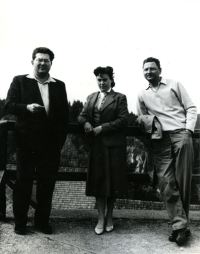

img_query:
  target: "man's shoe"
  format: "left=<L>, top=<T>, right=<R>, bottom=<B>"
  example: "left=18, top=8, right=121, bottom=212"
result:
left=169, top=230, right=178, bottom=242
left=14, top=225, right=26, bottom=235
left=35, top=223, right=53, bottom=234
left=176, top=228, right=192, bottom=245
left=169, top=228, right=191, bottom=242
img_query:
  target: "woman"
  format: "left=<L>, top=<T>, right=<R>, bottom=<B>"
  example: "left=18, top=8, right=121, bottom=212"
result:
left=78, top=66, right=128, bottom=235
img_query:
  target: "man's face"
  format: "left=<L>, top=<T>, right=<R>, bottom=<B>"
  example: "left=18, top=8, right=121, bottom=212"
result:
left=96, top=74, right=112, bottom=92
left=32, top=53, right=52, bottom=77
left=143, top=62, right=161, bottom=83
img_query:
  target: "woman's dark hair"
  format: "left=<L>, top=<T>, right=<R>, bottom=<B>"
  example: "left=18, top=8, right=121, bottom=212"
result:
left=93, top=66, right=115, bottom=87
left=143, top=57, right=161, bottom=71
left=32, top=47, right=55, bottom=62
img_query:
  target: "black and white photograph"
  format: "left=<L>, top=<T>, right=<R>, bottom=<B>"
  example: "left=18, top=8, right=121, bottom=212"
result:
left=0, top=0, right=200, bottom=253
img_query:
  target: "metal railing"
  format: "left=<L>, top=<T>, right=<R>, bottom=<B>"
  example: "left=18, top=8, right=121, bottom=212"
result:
left=0, top=120, right=199, bottom=213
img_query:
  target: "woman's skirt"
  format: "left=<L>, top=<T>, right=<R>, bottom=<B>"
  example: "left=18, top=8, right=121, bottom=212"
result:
left=86, top=135, right=127, bottom=198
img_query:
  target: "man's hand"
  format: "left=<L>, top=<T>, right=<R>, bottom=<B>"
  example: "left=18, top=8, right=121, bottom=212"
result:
left=27, top=104, right=44, bottom=113
left=84, top=122, right=93, bottom=135
left=93, top=126, right=102, bottom=136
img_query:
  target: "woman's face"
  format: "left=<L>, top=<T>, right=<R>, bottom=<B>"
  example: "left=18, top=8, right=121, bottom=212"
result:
left=96, top=74, right=112, bottom=92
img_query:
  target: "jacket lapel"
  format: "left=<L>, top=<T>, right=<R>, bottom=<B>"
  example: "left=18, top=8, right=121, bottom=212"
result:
left=27, top=78, right=44, bottom=106
left=48, top=82, right=55, bottom=117
left=48, top=81, right=62, bottom=118
left=88, top=92, right=99, bottom=120
left=100, top=89, right=115, bottom=112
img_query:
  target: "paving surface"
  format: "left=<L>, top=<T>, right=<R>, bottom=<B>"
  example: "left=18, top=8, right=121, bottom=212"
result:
left=0, top=209, right=200, bottom=254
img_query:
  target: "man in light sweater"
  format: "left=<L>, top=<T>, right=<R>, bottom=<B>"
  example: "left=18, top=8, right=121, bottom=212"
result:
left=137, top=57, right=197, bottom=244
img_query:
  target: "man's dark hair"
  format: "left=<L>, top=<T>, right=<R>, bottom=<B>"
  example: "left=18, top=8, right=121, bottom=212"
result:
left=93, top=66, right=115, bottom=87
left=32, top=47, right=55, bottom=62
left=143, top=57, right=161, bottom=71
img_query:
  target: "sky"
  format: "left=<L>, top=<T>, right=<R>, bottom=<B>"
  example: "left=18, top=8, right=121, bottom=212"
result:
left=0, top=0, right=200, bottom=114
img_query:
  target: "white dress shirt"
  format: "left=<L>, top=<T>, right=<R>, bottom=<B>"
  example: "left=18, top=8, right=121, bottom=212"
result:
left=96, top=87, right=112, bottom=110
left=26, top=73, right=56, bottom=116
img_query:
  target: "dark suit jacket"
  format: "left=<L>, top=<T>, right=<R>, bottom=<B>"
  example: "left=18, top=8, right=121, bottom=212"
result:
left=5, top=75, right=69, bottom=149
left=78, top=89, right=128, bottom=146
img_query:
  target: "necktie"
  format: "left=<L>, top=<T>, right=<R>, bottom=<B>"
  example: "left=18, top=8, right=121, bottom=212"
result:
left=98, top=92, right=108, bottom=110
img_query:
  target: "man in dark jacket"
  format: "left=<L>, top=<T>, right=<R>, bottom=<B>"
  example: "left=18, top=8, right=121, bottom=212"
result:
left=5, top=47, right=68, bottom=235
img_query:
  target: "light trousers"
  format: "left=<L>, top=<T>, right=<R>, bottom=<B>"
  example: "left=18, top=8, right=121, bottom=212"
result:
left=150, top=129, right=193, bottom=230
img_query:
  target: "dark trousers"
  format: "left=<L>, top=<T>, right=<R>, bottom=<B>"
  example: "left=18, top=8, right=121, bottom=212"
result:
left=0, top=171, right=6, bottom=217
left=150, top=129, right=193, bottom=230
left=13, top=139, right=61, bottom=226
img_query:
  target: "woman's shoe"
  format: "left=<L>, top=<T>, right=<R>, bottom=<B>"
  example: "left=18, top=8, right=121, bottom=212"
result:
left=105, top=225, right=114, bottom=232
left=95, top=225, right=104, bottom=235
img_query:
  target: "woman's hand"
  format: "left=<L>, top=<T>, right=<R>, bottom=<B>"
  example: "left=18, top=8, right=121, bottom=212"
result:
left=93, top=126, right=102, bottom=136
left=84, top=122, right=93, bottom=135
